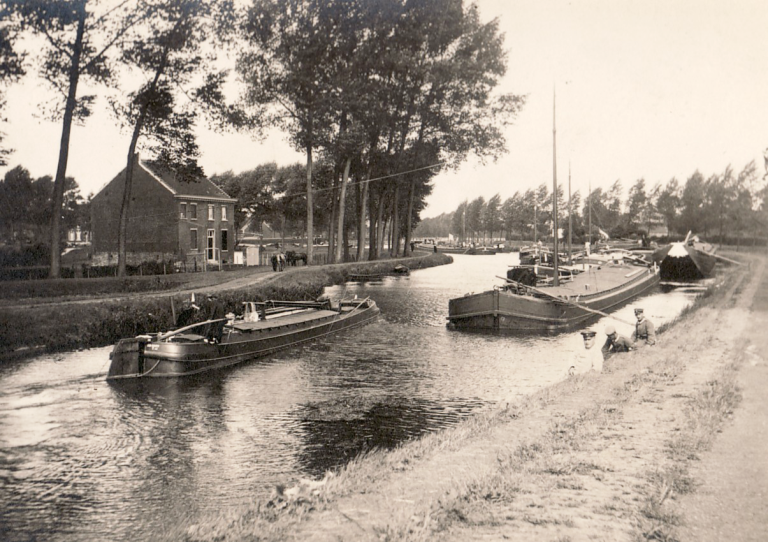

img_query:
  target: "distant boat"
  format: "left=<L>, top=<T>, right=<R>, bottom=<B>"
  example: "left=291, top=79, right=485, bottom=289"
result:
left=108, top=298, right=379, bottom=379
left=347, top=265, right=410, bottom=281
left=447, top=262, right=659, bottom=332
left=651, top=236, right=717, bottom=281
left=447, top=92, right=659, bottom=332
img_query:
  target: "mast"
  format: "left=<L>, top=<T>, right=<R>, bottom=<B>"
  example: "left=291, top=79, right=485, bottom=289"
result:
left=568, top=160, right=573, bottom=265
left=588, top=180, right=592, bottom=246
left=552, top=89, right=559, bottom=286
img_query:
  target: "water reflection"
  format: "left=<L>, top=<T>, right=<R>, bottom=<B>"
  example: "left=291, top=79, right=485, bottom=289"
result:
left=0, top=253, right=703, bottom=541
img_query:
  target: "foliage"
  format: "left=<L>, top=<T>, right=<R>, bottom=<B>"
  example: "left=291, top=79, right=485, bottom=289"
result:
left=0, top=165, right=84, bottom=249
left=5, top=0, right=150, bottom=277
left=236, top=0, right=523, bottom=262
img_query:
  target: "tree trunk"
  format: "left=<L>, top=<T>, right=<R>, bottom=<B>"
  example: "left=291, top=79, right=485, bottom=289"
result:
left=404, top=177, right=415, bottom=256
left=390, top=184, right=400, bottom=256
left=305, top=143, right=314, bottom=265
left=375, top=194, right=386, bottom=257
left=117, top=51, right=170, bottom=277
left=334, top=157, right=351, bottom=263
left=327, top=172, right=337, bottom=264
left=49, top=8, right=85, bottom=278
left=356, top=168, right=369, bottom=262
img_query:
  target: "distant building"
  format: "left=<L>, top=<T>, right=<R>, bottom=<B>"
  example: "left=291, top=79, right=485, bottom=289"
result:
left=90, top=155, right=237, bottom=270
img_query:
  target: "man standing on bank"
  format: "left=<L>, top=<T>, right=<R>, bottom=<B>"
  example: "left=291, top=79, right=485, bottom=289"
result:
left=631, top=307, right=656, bottom=347
left=602, top=324, right=633, bottom=359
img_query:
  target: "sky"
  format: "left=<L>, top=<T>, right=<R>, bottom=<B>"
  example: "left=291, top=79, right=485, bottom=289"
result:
left=1, top=0, right=767, bottom=218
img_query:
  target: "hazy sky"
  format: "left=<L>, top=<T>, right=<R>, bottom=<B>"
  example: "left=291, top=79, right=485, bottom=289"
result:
left=1, top=0, right=767, bottom=218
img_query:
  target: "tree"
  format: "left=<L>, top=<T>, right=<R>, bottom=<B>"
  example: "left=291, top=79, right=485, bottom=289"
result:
left=451, top=200, right=468, bottom=243
left=6, top=0, right=148, bottom=277
left=626, top=178, right=648, bottom=233
left=240, top=0, right=341, bottom=266
left=0, top=165, right=82, bottom=248
left=678, top=171, right=707, bottom=236
left=0, top=21, right=25, bottom=164
left=210, top=163, right=279, bottom=233
left=114, top=0, right=231, bottom=276
left=655, top=178, right=680, bottom=236
left=466, top=196, right=484, bottom=244
left=482, top=193, right=502, bottom=243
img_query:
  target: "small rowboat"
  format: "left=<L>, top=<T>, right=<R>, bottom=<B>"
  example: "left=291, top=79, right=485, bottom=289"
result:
left=107, top=297, right=379, bottom=380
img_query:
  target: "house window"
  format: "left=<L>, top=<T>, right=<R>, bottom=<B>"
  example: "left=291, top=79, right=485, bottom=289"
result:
left=208, top=204, right=215, bottom=221
left=221, top=205, right=227, bottom=221
left=221, top=229, right=228, bottom=252
left=190, top=229, right=198, bottom=251
left=207, top=229, right=215, bottom=261
left=190, top=203, right=197, bottom=220
left=180, top=203, right=187, bottom=219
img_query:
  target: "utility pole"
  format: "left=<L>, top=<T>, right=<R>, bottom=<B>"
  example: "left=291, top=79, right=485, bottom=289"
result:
left=568, top=160, right=573, bottom=265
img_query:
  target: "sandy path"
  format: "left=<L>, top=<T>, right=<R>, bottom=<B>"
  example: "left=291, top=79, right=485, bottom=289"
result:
left=265, top=257, right=766, bottom=541
left=675, top=260, right=768, bottom=542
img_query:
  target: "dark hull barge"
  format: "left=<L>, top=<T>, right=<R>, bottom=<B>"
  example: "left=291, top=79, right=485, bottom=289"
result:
left=448, top=262, right=659, bottom=332
left=652, top=241, right=717, bottom=281
left=107, top=298, right=379, bottom=380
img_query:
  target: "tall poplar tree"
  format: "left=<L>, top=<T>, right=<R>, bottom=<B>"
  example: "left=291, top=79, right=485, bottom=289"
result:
left=6, top=0, right=147, bottom=277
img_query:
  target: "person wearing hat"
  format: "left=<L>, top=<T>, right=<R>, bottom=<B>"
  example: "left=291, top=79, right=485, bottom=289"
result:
left=203, top=293, right=226, bottom=343
left=569, top=330, right=604, bottom=375
left=601, top=324, right=633, bottom=359
left=631, top=308, right=656, bottom=347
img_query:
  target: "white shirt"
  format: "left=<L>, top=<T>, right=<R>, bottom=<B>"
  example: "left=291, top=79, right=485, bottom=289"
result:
left=571, top=339, right=604, bottom=374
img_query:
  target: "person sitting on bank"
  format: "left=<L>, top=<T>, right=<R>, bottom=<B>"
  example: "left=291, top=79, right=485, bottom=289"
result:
left=569, top=330, right=604, bottom=375
left=631, top=307, right=656, bottom=347
left=601, top=324, right=633, bottom=359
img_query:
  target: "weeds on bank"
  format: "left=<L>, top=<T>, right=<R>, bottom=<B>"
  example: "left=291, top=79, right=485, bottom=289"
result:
left=636, top=362, right=741, bottom=542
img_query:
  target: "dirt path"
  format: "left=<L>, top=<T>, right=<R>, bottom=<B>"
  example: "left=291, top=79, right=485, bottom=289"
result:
left=218, top=256, right=766, bottom=542
left=675, top=263, right=768, bottom=542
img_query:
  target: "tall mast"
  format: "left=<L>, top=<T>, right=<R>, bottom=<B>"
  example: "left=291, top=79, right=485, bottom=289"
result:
left=552, top=88, right=559, bottom=286
left=568, top=160, right=573, bottom=265
left=588, top=180, right=592, bottom=246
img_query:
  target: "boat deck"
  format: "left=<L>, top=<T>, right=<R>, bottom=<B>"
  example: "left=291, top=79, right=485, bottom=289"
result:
left=230, top=309, right=340, bottom=331
left=521, top=263, right=650, bottom=298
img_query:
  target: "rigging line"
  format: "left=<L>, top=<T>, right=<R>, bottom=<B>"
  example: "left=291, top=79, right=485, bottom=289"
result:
left=265, top=158, right=459, bottom=200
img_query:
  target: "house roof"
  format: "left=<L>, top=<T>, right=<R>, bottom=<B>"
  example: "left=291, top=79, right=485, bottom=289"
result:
left=140, top=159, right=235, bottom=202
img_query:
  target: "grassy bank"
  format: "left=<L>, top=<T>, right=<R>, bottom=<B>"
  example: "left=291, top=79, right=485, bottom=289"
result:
left=177, top=256, right=757, bottom=542
left=0, top=253, right=451, bottom=359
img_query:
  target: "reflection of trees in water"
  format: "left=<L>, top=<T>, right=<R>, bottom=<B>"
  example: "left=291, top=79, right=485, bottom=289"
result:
left=292, top=396, right=482, bottom=477
left=108, top=376, right=230, bottom=535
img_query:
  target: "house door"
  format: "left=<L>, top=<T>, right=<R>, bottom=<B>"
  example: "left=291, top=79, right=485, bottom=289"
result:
left=207, top=229, right=216, bottom=262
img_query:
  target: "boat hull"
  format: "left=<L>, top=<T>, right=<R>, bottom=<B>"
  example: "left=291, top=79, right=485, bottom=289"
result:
left=652, top=242, right=717, bottom=280
left=448, top=265, right=659, bottom=332
left=108, top=301, right=379, bottom=379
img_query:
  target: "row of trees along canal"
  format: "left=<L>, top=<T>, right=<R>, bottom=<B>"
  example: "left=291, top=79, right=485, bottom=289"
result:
left=0, top=0, right=525, bottom=277
left=414, top=161, right=768, bottom=247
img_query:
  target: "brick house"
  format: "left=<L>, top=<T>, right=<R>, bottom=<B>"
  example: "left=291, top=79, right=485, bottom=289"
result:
left=91, top=155, right=237, bottom=270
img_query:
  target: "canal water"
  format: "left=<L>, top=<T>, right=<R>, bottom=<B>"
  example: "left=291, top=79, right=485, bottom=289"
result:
left=0, top=253, right=703, bottom=541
